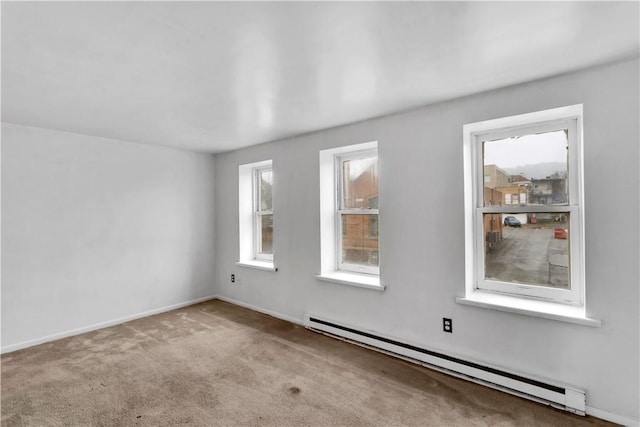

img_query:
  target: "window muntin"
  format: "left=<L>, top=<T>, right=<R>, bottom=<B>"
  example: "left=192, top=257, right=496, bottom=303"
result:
left=254, top=166, right=273, bottom=261
left=337, top=150, right=379, bottom=275
left=465, top=105, right=584, bottom=305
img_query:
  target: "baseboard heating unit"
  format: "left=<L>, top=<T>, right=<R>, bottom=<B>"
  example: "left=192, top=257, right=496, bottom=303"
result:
left=304, top=314, right=586, bottom=415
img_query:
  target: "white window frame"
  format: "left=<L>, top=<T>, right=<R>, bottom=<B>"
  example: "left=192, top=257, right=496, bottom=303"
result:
left=336, top=149, right=379, bottom=275
left=238, top=159, right=276, bottom=270
left=253, top=165, right=273, bottom=262
left=318, top=141, right=383, bottom=290
left=463, top=105, right=585, bottom=306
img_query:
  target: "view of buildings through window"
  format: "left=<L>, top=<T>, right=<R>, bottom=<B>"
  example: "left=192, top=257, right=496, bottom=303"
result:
left=256, top=168, right=273, bottom=258
left=482, top=130, right=570, bottom=289
left=339, top=153, right=379, bottom=271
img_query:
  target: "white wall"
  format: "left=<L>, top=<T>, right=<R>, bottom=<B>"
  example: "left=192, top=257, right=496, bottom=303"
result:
left=1, top=123, right=216, bottom=350
left=214, top=59, right=639, bottom=421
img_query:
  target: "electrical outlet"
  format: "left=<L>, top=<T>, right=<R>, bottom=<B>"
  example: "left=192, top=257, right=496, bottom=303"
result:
left=231, top=274, right=235, bottom=283
left=443, top=318, right=453, bottom=333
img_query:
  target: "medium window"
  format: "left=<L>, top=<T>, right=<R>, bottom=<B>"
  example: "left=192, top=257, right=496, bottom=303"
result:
left=337, top=150, right=379, bottom=275
left=318, top=141, right=381, bottom=289
left=238, top=159, right=275, bottom=270
left=464, top=105, right=584, bottom=305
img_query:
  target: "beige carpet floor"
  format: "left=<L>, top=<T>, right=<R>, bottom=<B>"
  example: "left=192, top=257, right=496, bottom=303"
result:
left=2, top=300, right=615, bottom=426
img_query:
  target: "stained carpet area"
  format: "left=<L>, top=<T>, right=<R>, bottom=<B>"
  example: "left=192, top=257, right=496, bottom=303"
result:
left=2, top=300, right=615, bottom=426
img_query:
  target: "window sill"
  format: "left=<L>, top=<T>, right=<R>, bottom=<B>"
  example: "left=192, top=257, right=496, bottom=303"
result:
left=316, top=272, right=385, bottom=291
left=236, top=261, right=278, bottom=272
left=456, top=292, right=601, bottom=327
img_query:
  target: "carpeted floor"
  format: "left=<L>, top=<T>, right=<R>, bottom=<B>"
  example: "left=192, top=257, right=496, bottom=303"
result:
left=2, top=300, right=615, bottom=426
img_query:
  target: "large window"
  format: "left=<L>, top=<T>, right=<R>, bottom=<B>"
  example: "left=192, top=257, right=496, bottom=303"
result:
left=464, top=105, right=584, bottom=306
left=318, top=141, right=382, bottom=290
left=238, top=159, right=275, bottom=270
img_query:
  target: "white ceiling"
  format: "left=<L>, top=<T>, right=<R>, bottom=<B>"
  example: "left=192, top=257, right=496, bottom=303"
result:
left=2, top=2, right=638, bottom=153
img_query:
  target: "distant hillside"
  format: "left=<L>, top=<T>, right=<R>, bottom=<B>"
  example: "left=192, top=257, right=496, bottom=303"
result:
left=504, top=162, right=566, bottom=180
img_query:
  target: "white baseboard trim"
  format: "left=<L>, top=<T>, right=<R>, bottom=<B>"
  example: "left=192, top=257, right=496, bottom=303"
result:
left=1, top=295, right=217, bottom=354
left=586, top=406, right=639, bottom=427
left=213, top=295, right=304, bottom=326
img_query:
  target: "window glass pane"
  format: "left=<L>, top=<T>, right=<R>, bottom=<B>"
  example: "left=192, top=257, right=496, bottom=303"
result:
left=484, top=212, right=569, bottom=289
left=259, top=170, right=273, bottom=211
left=258, top=214, right=273, bottom=255
left=342, top=156, right=378, bottom=209
left=341, top=214, right=379, bottom=267
left=483, top=130, right=568, bottom=207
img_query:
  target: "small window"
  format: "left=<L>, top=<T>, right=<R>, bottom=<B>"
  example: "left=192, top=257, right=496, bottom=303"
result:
left=238, top=160, right=275, bottom=269
left=254, top=166, right=273, bottom=261
left=464, top=105, right=584, bottom=305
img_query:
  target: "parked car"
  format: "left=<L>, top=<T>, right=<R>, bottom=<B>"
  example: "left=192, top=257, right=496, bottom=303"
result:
left=504, top=216, right=522, bottom=227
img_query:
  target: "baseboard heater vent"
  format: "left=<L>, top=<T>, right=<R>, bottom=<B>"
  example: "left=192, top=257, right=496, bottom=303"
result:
left=305, top=314, right=585, bottom=415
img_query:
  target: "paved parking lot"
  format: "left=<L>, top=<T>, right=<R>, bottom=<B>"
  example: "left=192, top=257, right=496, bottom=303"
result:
left=486, top=226, right=569, bottom=288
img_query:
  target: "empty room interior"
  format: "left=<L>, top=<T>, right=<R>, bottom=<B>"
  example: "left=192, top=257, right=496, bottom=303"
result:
left=2, top=2, right=639, bottom=426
